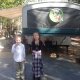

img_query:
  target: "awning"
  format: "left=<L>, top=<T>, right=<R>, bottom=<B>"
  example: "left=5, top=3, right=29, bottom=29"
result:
left=0, top=6, right=22, bottom=19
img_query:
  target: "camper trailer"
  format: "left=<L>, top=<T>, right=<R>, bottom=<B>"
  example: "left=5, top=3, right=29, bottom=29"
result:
left=22, top=1, right=80, bottom=54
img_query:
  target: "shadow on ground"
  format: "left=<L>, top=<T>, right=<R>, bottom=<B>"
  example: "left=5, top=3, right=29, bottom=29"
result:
left=25, top=54, right=80, bottom=80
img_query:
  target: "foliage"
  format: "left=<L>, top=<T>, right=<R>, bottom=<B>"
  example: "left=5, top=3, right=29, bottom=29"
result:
left=68, top=0, right=80, bottom=3
left=0, top=0, right=24, bottom=9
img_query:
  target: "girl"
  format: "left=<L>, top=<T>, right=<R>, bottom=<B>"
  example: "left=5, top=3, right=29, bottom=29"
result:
left=31, top=32, right=43, bottom=80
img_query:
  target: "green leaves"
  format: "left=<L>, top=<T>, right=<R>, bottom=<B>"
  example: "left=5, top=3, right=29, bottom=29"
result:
left=0, top=0, right=24, bottom=9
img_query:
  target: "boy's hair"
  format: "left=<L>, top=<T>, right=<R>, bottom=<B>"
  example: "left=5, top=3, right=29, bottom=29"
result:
left=15, top=35, right=22, bottom=40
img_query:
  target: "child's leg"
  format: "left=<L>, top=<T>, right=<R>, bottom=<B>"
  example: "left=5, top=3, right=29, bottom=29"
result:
left=16, top=62, right=21, bottom=79
left=20, top=62, right=25, bottom=80
left=33, top=74, right=35, bottom=80
left=38, top=77, right=41, bottom=80
left=35, top=77, right=41, bottom=80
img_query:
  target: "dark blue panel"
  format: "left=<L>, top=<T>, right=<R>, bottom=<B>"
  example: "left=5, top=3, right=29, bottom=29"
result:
left=22, top=28, right=80, bottom=36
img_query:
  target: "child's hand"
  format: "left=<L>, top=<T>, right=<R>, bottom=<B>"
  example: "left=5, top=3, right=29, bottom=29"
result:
left=22, top=60, right=26, bottom=63
left=14, top=44, right=18, bottom=48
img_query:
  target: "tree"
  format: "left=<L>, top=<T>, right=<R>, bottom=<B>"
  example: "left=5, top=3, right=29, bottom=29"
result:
left=0, top=0, right=24, bottom=9
left=68, top=0, right=80, bottom=3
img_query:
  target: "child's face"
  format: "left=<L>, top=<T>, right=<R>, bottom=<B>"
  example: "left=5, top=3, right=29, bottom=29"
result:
left=33, top=33, right=39, bottom=40
left=15, top=36, right=21, bottom=44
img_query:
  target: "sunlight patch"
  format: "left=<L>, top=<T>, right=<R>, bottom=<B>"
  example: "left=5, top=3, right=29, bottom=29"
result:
left=44, top=74, right=62, bottom=80
left=0, top=73, right=15, bottom=80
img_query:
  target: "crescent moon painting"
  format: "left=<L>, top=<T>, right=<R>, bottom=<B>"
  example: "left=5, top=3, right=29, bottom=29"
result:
left=49, top=8, right=63, bottom=23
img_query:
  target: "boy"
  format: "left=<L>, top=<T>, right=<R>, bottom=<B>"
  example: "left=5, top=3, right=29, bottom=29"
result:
left=11, top=35, right=26, bottom=80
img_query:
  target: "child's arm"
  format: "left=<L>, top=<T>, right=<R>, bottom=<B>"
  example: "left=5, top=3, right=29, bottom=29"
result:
left=11, top=44, right=15, bottom=54
left=23, top=44, right=26, bottom=61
